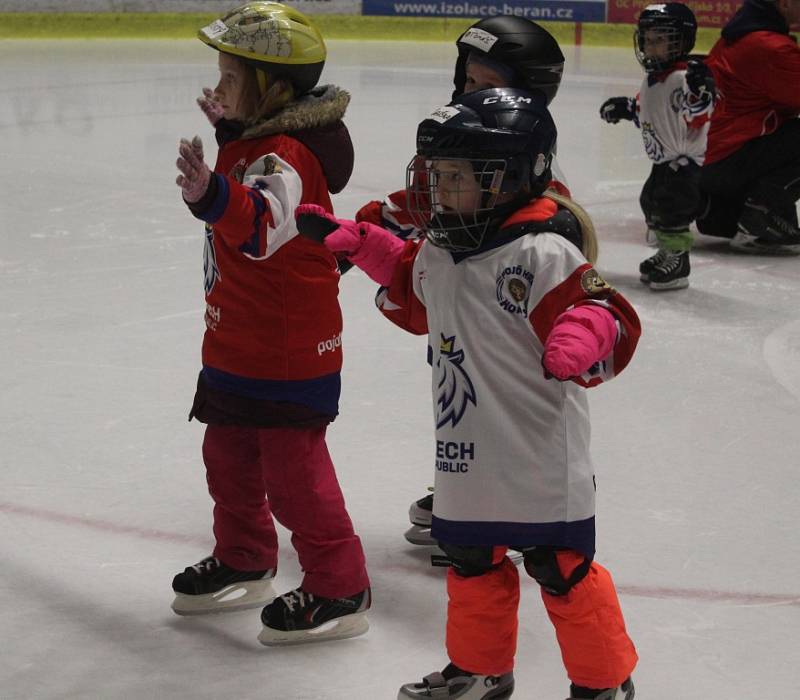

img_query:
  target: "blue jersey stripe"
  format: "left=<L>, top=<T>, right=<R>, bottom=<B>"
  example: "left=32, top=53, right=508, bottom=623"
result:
left=202, top=366, right=341, bottom=416
left=431, top=515, right=596, bottom=559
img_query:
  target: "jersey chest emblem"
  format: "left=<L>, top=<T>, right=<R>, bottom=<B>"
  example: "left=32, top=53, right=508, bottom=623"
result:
left=496, top=264, right=534, bottom=315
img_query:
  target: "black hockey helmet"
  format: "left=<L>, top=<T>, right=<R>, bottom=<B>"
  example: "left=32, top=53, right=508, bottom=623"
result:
left=407, top=88, right=557, bottom=252
left=452, top=16, right=565, bottom=104
left=635, top=3, right=698, bottom=73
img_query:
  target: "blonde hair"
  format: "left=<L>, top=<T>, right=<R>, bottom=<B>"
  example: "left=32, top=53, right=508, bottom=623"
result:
left=541, top=189, right=598, bottom=265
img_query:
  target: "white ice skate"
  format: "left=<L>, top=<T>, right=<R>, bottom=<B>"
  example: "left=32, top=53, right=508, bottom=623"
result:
left=566, top=677, right=635, bottom=700
left=171, top=556, right=276, bottom=616
left=398, top=666, right=514, bottom=699
left=406, top=490, right=522, bottom=567
left=405, top=489, right=436, bottom=545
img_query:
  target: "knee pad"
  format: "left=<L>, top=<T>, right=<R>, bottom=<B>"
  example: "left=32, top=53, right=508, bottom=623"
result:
left=523, top=547, right=591, bottom=596
left=438, top=542, right=498, bottom=578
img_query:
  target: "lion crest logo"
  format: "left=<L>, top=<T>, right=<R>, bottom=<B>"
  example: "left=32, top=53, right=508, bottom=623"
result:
left=203, top=224, right=221, bottom=294
left=435, top=334, right=477, bottom=429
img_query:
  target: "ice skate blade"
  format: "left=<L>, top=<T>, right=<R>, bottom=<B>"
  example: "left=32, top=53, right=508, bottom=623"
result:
left=258, top=612, right=369, bottom=646
left=404, top=524, right=437, bottom=546
left=649, top=277, right=689, bottom=291
left=171, top=579, right=276, bottom=616
left=730, top=231, right=800, bottom=256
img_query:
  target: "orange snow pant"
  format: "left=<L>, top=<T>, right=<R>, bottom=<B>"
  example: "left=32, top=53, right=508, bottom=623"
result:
left=446, top=547, right=637, bottom=689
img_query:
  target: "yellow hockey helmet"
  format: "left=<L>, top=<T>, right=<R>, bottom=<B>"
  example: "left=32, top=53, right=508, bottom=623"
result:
left=198, top=2, right=326, bottom=94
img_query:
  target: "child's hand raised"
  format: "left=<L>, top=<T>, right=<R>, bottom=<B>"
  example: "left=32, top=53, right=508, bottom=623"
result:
left=197, top=88, right=224, bottom=126
left=176, top=136, right=211, bottom=203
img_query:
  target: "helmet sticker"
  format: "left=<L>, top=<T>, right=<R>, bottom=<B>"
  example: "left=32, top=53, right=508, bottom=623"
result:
left=534, top=153, right=547, bottom=177
left=459, top=28, right=499, bottom=52
left=201, top=19, right=229, bottom=40
left=428, top=106, right=461, bottom=124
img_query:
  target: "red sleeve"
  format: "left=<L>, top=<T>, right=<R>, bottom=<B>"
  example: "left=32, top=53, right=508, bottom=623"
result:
left=530, top=264, right=641, bottom=387
left=378, top=240, right=428, bottom=335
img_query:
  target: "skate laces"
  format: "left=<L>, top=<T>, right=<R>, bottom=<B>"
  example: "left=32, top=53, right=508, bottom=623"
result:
left=654, top=251, right=683, bottom=273
left=191, top=556, right=220, bottom=574
left=280, top=588, right=315, bottom=612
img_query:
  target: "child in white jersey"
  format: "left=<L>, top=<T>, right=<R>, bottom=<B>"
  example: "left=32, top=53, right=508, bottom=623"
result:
left=600, top=2, right=716, bottom=290
left=355, top=16, right=567, bottom=548
left=295, top=88, right=641, bottom=700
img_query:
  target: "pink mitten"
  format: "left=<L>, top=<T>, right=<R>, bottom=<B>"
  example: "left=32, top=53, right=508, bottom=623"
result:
left=295, top=204, right=405, bottom=286
left=176, top=136, right=211, bottom=203
left=542, top=305, right=618, bottom=380
left=197, top=87, right=224, bottom=126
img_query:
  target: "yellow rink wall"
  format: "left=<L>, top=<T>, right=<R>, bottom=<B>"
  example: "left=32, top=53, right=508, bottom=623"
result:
left=0, top=12, right=721, bottom=50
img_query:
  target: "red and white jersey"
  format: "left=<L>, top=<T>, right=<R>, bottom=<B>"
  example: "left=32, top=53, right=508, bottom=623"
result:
left=376, top=198, right=641, bottom=557
left=636, top=64, right=713, bottom=165
left=197, top=133, right=343, bottom=416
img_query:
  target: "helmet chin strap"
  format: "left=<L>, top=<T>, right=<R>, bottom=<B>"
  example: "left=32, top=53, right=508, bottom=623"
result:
left=256, top=69, right=268, bottom=96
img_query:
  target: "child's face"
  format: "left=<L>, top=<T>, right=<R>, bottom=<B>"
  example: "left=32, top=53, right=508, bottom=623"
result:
left=464, top=62, right=510, bottom=93
left=214, top=52, right=250, bottom=121
left=642, top=29, right=672, bottom=61
left=432, top=159, right=482, bottom=213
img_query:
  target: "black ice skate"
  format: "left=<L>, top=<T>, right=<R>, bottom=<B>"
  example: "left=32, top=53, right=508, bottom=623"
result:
left=731, top=202, right=800, bottom=255
left=398, top=663, right=514, bottom=700
left=638, top=248, right=669, bottom=282
left=405, top=490, right=435, bottom=545
left=171, top=555, right=276, bottom=615
left=566, top=677, right=635, bottom=700
left=258, top=586, right=371, bottom=646
left=647, top=250, right=690, bottom=290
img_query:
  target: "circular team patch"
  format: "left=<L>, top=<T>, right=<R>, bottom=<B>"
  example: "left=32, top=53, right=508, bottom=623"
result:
left=581, top=268, right=616, bottom=296
left=496, top=264, right=534, bottom=315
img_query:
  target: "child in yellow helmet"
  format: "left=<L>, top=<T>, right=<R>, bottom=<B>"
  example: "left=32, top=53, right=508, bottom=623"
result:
left=172, top=2, right=370, bottom=646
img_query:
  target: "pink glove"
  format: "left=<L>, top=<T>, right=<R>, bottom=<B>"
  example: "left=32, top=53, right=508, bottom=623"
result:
left=295, top=204, right=405, bottom=286
left=176, top=136, right=211, bottom=204
left=542, top=305, right=618, bottom=380
left=197, top=87, right=224, bottom=126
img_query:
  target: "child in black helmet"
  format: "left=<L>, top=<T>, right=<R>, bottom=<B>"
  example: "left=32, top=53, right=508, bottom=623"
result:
left=354, top=16, right=570, bottom=550
left=172, top=1, right=370, bottom=645
left=600, top=2, right=716, bottom=290
left=295, top=87, right=640, bottom=700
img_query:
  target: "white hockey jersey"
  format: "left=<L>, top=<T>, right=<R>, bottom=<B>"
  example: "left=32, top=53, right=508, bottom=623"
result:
left=636, top=64, right=713, bottom=165
left=378, top=198, right=641, bottom=557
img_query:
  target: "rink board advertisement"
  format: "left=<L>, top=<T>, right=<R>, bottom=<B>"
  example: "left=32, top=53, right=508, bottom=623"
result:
left=0, top=0, right=361, bottom=13
left=607, top=0, right=739, bottom=27
left=362, top=0, right=607, bottom=22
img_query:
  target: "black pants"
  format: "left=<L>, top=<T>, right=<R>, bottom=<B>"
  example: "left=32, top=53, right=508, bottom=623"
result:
left=640, top=160, right=704, bottom=231
left=698, top=119, right=800, bottom=238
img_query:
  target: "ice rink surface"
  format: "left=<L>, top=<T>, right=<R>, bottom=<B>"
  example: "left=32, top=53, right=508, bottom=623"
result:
left=1, top=38, right=798, bottom=699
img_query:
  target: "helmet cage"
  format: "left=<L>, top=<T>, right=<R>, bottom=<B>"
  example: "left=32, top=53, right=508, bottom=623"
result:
left=634, top=5, right=697, bottom=73
left=405, top=155, right=532, bottom=252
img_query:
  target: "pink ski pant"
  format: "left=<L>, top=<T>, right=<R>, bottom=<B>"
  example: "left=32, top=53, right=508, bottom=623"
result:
left=203, top=424, right=369, bottom=599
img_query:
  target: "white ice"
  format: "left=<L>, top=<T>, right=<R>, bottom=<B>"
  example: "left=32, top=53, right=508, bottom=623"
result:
left=1, top=39, right=798, bottom=700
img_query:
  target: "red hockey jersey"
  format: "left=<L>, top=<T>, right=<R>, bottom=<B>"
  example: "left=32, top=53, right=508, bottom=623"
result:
left=188, top=90, right=353, bottom=419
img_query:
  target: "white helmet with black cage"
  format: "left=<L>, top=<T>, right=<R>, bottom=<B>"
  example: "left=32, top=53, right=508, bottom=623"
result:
left=406, top=88, right=557, bottom=253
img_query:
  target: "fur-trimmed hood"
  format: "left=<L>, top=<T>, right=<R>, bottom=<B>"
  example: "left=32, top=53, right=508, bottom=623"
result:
left=215, top=85, right=354, bottom=194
